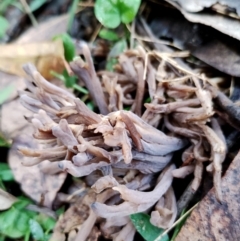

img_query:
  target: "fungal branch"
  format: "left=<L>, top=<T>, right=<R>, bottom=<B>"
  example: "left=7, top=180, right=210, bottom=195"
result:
left=18, top=43, right=234, bottom=240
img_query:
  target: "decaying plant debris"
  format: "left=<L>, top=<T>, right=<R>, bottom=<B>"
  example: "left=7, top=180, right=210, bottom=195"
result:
left=17, top=41, right=238, bottom=240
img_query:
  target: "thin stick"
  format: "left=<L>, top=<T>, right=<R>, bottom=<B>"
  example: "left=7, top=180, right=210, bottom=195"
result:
left=20, top=0, right=38, bottom=27
left=153, top=52, right=197, bottom=77
left=66, top=187, right=86, bottom=201
left=78, top=1, right=94, bottom=7
left=143, top=53, right=149, bottom=81
left=68, top=0, right=79, bottom=31
left=154, top=202, right=199, bottom=241
left=90, top=23, right=102, bottom=43
left=134, top=35, right=174, bottom=47
left=177, top=180, right=195, bottom=217
left=130, top=21, right=135, bottom=49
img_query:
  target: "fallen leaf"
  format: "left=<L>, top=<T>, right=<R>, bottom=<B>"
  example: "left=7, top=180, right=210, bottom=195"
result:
left=0, top=188, right=17, bottom=210
left=50, top=200, right=90, bottom=241
left=149, top=6, right=240, bottom=77
left=16, top=14, right=68, bottom=44
left=175, top=150, right=240, bottom=241
left=0, top=71, right=25, bottom=102
left=174, top=0, right=240, bottom=15
left=181, top=11, right=240, bottom=41
left=8, top=126, right=67, bottom=207
left=0, top=98, right=31, bottom=139
left=0, top=15, right=68, bottom=103
left=0, top=39, right=65, bottom=80
left=168, top=0, right=240, bottom=41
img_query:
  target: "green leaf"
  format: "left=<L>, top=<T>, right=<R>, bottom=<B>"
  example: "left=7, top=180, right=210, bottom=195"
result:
left=62, top=69, right=76, bottom=88
left=130, top=213, right=169, bottom=241
left=94, top=0, right=141, bottom=28
left=94, top=0, right=120, bottom=28
left=13, top=199, right=31, bottom=210
left=0, top=135, right=10, bottom=148
left=106, top=39, right=127, bottom=71
left=87, top=102, right=94, bottom=111
left=117, top=0, right=141, bottom=24
left=108, top=39, right=127, bottom=58
left=0, top=207, right=29, bottom=238
left=16, top=212, right=31, bottom=234
left=53, top=33, right=75, bottom=62
left=0, top=170, right=13, bottom=181
left=36, top=214, right=56, bottom=233
left=0, top=16, right=9, bottom=38
left=145, top=97, right=151, bottom=103
left=29, top=219, right=44, bottom=241
left=0, top=198, right=39, bottom=239
left=68, top=0, right=79, bottom=32
left=99, top=29, right=119, bottom=41
left=56, top=206, right=65, bottom=216
left=106, top=58, right=118, bottom=72
left=0, top=0, right=16, bottom=14
left=29, top=0, right=47, bottom=12
left=0, top=234, right=5, bottom=241
left=0, top=163, right=14, bottom=181
left=0, top=84, right=13, bottom=105
left=170, top=209, right=189, bottom=241
left=50, top=70, right=88, bottom=94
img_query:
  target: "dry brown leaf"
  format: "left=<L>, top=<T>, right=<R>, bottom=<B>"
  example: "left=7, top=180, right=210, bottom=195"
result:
left=0, top=188, right=17, bottom=210
left=0, top=98, right=31, bottom=139
left=182, top=11, right=240, bottom=40
left=0, top=40, right=65, bottom=80
left=50, top=200, right=90, bottom=241
left=0, top=15, right=68, bottom=103
left=0, top=72, right=26, bottom=102
left=150, top=5, right=240, bottom=77
left=169, top=0, right=240, bottom=40
left=173, top=0, right=240, bottom=15
left=175, top=150, right=240, bottom=241
left=16, top=14, right=68, bottom=44
left=8, top=126, right=67, bottom=207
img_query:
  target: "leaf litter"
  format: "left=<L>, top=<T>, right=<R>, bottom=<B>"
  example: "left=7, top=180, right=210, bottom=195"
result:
left=14, top=36, right=240, bottom=240
left=2, top=1, right=240, bottom=241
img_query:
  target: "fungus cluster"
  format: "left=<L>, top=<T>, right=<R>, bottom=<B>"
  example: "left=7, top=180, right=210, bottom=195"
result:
left=18, top=44, right=231, bottom=241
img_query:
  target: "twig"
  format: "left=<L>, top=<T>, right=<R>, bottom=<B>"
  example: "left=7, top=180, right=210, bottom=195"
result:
left=133, top=35, right=174, bottom=47
left=20, top=0, right=38, bottom=27
left=130, top=21, right=135, bottom=49
left=78, top=1, right=94, bottom=7
left=177, top=180, right=196, bottom=217
left=90, top=23, right=102, bottom=43
left=66, top=187, right=86, bottom=201
left=68, top=0, right=80, bottom=32
left=26, top=204, right=57, bottom=219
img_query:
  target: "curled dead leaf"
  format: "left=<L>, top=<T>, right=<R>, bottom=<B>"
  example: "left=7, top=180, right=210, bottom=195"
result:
left=8, top=126, right=67, bottom=207
left=0, top=40, right=65, bottom=80
left=0, top=188, right=17, bottom=210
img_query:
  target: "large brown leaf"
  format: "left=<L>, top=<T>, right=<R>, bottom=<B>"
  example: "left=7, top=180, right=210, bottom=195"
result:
left=175, top=151, right=240, bottom=241
left=0, top=40, right=65, bottom=80
left=8, top=126, right=67, bottom=208
left=0, top=98, right=31, bottom=139
left=149, top=5, right=240, bottom=77
left=16, top=14, right=68, bottom=44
